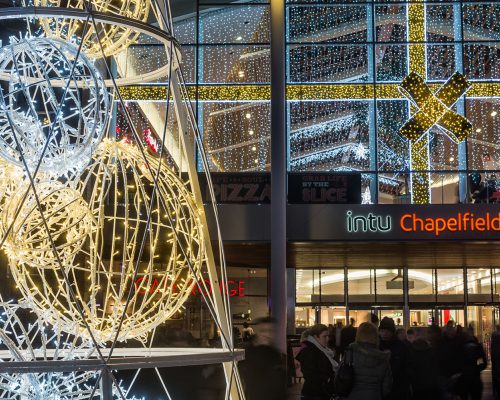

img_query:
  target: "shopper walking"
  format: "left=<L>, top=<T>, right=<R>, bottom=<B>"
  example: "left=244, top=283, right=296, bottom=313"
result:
left=328, top=320, right=344, bottom=362
left=492, top=325, right=500, bottom=400
left=379, top=317, right=410, bottom=400
left=458, top=332, right=487, bottom=400
left=408, top=328, right=441, bottom=400
left=239, top=317, right=287, bottom=400
left=296, top=324, right=338, bottom=400
left=340, top=318, right=357, bottom=359
left=346, top=322, right=392, bottom=400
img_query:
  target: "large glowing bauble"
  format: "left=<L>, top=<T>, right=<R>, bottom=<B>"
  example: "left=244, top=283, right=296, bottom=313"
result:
left=2, top=180, right=93, bottom=272
left=34, top=0, right=150, bottom=58
left=0, top=37, right=109, bottom=176
left=5, top=140, right=205, bottom=343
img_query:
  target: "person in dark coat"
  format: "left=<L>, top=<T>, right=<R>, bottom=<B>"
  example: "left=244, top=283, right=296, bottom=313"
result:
left=340, top=318, right=357, bottom=359
left=328, top=321, right=344, bottom=362
left=437, top=321, right=464, bottom=397
left=458, top=332, right=487, bottom=400
left=491, top=325, right=500, bottom=400
left=347, top=322, right=392, bottom=400
left=296, top=323, right=339, bottom=400
left=408, top=329, right=441, bottom=400
left=379, top=317, right=410, bottom=400
left=239, top=317, right=287, bottom=400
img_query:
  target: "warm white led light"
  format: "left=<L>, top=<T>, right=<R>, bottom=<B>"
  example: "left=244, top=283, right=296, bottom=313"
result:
left=33, top=0, right=150, bottom=58
left=5, top=140, right=205, bottom=343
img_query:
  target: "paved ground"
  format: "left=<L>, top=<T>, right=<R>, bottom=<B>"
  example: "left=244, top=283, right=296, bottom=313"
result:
left=288, top=369, right=495, bottom=399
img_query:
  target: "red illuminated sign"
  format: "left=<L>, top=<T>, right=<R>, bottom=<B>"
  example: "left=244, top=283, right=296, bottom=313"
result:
left=134, top=277, right=246, bottom=297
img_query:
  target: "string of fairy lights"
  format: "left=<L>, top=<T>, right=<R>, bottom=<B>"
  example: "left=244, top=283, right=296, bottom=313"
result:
left=130, top=0, right=497, bottom=202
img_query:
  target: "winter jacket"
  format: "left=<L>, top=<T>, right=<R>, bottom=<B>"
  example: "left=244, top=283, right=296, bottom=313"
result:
left=239, top=340, right=287, bottom=400
left=296, top=341, right=336, bottom=400
left=380, top=338, right=410, bottom=400
left=492, top=332, right=500, bottom=378
left=408, top=339, right=440, bottom=398
left=346, top=342, right=392, bottom=400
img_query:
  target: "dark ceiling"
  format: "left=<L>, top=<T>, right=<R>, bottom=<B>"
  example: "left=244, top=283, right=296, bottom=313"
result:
left=222, top=241, right=500, bottom=269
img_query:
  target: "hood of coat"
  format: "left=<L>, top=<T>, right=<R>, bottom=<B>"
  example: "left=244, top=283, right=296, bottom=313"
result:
left=349, top=342, right=390, bottom=368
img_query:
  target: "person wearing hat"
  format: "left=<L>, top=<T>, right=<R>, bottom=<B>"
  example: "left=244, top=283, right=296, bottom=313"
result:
left=379, top=317, right=410, bottom=400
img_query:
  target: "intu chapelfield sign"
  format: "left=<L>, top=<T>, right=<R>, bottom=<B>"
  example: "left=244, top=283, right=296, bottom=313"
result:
left=285, top=204, right=500, bottom=241
left=343, top=207, right=500, bottom=239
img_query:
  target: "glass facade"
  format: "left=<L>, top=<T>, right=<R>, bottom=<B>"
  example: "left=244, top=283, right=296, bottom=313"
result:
left=296, top=267, right=500, bottom=332
left=168, top=0, right=499, bottom=204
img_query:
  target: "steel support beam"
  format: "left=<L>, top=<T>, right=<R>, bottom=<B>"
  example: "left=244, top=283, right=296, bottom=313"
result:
left=270, top=0, right=287, bottom=353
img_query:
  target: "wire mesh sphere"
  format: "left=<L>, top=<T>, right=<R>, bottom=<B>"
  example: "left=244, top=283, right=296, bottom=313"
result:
left=34, top=0, right=150, bottom=58
left=0, top=37, right=109, bottom=177
left=5, top=140, right=205, bottom=343
left=0, top=300, right=142, bottom=400
left=2, top=181, right=94, bottom=273
left=0, top=158, right=21, bottom=212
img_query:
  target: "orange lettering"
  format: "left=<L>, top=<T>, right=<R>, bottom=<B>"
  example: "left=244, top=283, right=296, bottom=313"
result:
left=435, top=218, right=446, bottom=236
left=447, top=218, right=457, bottom=231
left=400, top=214, right=412, bottom=232
left=475, top=218, right=486, bottom=231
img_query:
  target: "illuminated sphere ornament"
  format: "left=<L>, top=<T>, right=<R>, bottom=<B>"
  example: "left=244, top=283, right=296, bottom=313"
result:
left=34, top=0, right=150, bottom=58
left=0, top=37, right=109, bottom=177
left=5, top=140, right=205, bottom=343
left=2, top=181, right=94, bottom=272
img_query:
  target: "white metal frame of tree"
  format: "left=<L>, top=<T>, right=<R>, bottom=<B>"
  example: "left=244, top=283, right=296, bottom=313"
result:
left=0, top=2, right=244, bottom=399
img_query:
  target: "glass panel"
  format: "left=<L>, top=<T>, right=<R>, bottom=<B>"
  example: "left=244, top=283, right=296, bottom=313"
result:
left=288, top=101, right=371, bottom=172
left=494, top=269, right=500, bottom=302
left=438, top=309, right=465, bottom=327
left=467, top=305, right=495, bottom=343
left=320, top=306, right=347, bottom=326
left=174, top=16, right=196, bottom=44
left=467, top=268, right=492, bottom=302
left=375, top=5, right=407, bottom=42
left=376, top=100, right=410, bottom=172
left=426, top=4, right=455, bottom=43
left=349, top=310, right=374, bottom=326
left=296, top=269, right=319, bottom=303
left=462, top=4, right=500, bottom=42
left=199, top=5, right=270, bottom=44
left=410, top=310, right=435, bottom=327
left=380, top=310, right=404, bottom=328
left=437, top=269, right=464, bottom=302
left=288, top=45, right=369, bottom=83
left=464, top=43, right=500, bottom=81
left=320, top=269, right=345, bottom=303
left=348, top=269, right=375, bottom=303
left=375, top=269, right=403, bottom=302
left=201, top=101, right=271, bottom=172
left=376, top=44, right=407, bottom=82
left=287, top=5, right=367, bottom=43
left=199, top=45, right=271, bottom=83
left=409, top=269, right=436, bottom=303
left=225, top=267, right=268, bottom=331
left=426, top=44, right=456, bottom=81
left=466, top=99, right=500, bottom=174
left=295, top=306, right=316, bottom=328
left=429, top=173, right=460, bottom=204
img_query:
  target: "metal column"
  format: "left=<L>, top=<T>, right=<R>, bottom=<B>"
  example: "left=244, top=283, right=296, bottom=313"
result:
left=101, top=368, right=113, bottom=400
left=454, top=1, right=468, bottom=203
left=270, top=0, right=287, bottom=353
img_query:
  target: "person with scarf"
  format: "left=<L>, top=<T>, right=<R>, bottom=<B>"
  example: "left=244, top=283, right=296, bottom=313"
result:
left=296, top=324, right=339, bottom=400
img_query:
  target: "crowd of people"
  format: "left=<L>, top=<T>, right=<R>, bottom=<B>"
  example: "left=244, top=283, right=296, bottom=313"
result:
left=295, top=317, right=490, bottom=400
left=238, top=316, right=500, bottom=400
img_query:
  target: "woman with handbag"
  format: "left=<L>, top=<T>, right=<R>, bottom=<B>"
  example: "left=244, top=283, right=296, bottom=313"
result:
left=346, top=322, right=392, bottom=400
left=296, top=324, right=339, bottom=400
